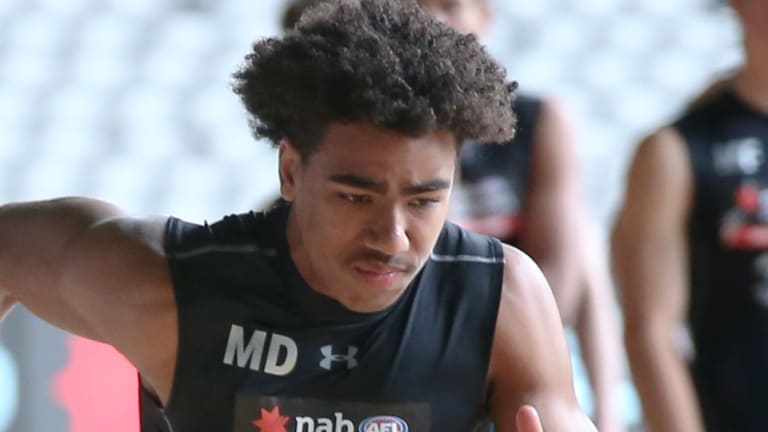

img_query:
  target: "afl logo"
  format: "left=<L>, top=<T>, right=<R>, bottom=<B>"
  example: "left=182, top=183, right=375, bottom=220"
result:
left=359, top=416, right=408, bottom=432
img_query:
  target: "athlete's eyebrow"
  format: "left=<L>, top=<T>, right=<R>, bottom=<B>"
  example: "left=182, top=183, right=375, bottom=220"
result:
left=403, top=179, right=451, bottom=195
left=329, top=174, right=451, bottom=196
left=329, top=174, right=387, bottom=194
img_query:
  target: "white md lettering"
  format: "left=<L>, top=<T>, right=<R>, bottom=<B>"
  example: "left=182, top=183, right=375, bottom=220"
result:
left=295, top=412, right=354, bottom=432
left=264, top=333, right=298, bottom=375
left=222, top=325, right=297, bottom=375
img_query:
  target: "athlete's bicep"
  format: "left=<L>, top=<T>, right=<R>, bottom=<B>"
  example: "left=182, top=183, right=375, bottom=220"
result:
left=1, top=198, right=124, bottom=339
left=57, top=215, right=178, bottom=402
left=488, top=245, right=595, bottom=431
left=59, top=215, right=175, bottom=343
left=0, top=199, right=178, bottom=398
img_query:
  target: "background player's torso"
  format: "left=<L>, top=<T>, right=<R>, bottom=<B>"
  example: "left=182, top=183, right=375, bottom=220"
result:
left=676, top=90, right=768, bottom=432
left=451, top=95, right=542, bottom=245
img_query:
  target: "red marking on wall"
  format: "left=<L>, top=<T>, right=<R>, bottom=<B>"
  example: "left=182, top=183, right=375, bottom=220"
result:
left=52, top=336, right=139, bottom=432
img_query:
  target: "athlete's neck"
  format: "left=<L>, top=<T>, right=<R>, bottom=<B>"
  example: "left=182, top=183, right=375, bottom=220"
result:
left=733, top=36, right=768, bottom=115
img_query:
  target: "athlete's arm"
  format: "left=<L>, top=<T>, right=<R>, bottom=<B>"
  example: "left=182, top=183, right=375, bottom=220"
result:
left=574, top=218, right=627, bottom=432
left=612, top=128, right=704, bottom=432
left=518, top=99, right=583, bottom=324
left=489, top=245, right=597, bottom=432
left=0, top=197, right=177, bottom=404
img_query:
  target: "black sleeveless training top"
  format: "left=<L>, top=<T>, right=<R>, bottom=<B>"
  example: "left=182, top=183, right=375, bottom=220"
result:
left=452, top=95, right=542, bottom=245
left=156, top=204, right=505, bottom=431
left=675, top=90, right=768, bottom=432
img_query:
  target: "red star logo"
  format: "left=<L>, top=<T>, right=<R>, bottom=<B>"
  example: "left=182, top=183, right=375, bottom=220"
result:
left=252, top=406, right=290, bottom=432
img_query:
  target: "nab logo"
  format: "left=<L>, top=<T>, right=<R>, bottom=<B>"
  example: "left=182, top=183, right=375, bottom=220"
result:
left=223, top=325, right=298, bottom=376
left=359, top=416, right=409, bottom=432
left=240, top=397, right=422, bottom=432
left=251, top=406, right=360, bottom=432
left=319, top=345, right=358, bottom=370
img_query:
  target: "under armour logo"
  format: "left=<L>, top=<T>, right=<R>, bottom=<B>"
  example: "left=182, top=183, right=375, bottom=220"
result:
left=319, top=345, right=358, bottom=370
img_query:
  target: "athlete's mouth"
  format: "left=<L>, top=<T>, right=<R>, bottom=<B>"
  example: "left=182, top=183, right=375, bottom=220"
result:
left=351, top=261, right=410, bottom=288
left=353, top=262, right=408, bottom=276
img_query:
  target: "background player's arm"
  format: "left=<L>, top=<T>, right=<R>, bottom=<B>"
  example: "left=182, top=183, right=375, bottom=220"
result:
left=612, top=128, right=704, bottom=432
left=573, top=219, right=626, bottom=432
left=0, top=197, right=177, bottom=404
left=489, top=245, right=597, bottom=432
left=519, top=100, right=583, bottom=323
left=521, top=99, right=626, bottom=430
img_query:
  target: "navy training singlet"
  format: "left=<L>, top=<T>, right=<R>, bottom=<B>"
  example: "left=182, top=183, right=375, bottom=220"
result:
left=140, top=377, right=172, bottom=431
left=157, top=204, right=505, bottom=431
left=451, top=95, right=542, bottom=245
left=675, top=89, right=768, bottom=432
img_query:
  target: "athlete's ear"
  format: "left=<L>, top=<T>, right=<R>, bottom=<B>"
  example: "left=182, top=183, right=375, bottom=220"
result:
left=278, top=139, right=301, bottom=202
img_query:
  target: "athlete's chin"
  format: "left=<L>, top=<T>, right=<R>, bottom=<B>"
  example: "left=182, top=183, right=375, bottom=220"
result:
left=326, top=268, right=412, bottom=313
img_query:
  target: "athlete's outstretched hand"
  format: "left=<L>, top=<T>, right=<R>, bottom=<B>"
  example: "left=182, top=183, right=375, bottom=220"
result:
left=516, top=405, right=544, bottom=432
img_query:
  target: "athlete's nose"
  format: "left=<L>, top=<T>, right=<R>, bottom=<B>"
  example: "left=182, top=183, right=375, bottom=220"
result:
left=365, top=207, right=410, bottom=256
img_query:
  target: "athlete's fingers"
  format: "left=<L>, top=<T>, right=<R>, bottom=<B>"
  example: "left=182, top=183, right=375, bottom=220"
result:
left=516, top=405, right=544, bottom=432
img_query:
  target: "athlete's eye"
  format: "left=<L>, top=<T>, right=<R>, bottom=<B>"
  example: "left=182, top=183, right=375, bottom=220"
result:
left=339, top=193, right=371, bottom=203
left=409, top=198, right=440, bottom=209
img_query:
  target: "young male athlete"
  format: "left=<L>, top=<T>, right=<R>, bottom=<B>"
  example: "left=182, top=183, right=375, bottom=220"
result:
left=613, top=1, right=768, bottom=431
left=0, top=1, right=596, bottom=430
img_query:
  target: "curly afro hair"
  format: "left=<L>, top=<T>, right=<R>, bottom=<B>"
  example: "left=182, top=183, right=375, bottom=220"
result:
left=281, top=0, right=318, bottom=31
left=233, top=0, right=516, bottom=158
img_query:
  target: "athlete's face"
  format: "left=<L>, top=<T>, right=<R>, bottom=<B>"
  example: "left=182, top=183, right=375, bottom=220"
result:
left=418, top=0, right=491, bottom=36
left=280, top=123, right=456, bottom=313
